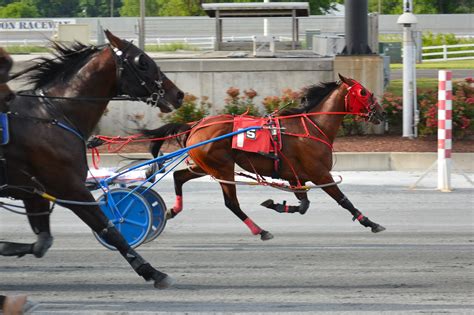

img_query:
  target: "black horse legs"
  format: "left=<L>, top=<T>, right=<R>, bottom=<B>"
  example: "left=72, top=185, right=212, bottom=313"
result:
left=319, top=176, right=386, bottom=233
left=0, top=197, right=53, bottom=258
left=64, top=189, right=174, bottom=289
left=97, top=222, right=173, bottom=289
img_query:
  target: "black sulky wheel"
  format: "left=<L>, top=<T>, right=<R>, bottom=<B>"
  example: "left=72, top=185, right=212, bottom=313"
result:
left=94, top=187, right=153, bottom=250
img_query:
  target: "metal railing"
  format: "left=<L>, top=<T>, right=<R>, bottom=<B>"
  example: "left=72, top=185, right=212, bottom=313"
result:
left=422, top=43, right=474, bottom=62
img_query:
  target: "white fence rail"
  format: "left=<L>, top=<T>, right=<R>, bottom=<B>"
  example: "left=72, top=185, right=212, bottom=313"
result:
left=0, top=35, right=293, bottom=50
left=422, top=43, right=474, bottom=62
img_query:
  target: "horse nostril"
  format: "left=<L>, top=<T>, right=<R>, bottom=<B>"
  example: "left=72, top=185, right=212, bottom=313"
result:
left=177, top=91, right=184, bottom=104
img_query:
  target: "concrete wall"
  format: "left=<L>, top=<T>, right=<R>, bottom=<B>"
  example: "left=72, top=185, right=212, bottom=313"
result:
left=96, top=57, right=334, bottom=135
left=88, top=152, right=474, bottom=172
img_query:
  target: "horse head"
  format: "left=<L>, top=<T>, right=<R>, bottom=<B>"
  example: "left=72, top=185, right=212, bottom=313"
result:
left=105, top=30, right=184, bottom=113
left=338, top=74, right=386, bottom=124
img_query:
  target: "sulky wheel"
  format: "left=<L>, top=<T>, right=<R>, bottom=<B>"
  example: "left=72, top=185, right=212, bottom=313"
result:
left=94, top=187, right=153, bottom=250
left=129, top=185, right=167, bottom=243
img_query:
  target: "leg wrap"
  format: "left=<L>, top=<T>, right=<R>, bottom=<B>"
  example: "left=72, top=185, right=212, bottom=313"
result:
left=98, top=223, right=164, bottom=281
left=261, top=199, right=310, bottom=215
left=172, top=195, right=183, bottom=214
left=338, top=196, right=362, bottom=219
left=337, top=195, right=380, bottom=230
left=32, top=232, right=53, bottom=258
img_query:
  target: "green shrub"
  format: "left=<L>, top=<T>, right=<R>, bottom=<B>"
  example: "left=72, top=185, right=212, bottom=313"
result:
left=382, top=77, right=473, bottom=139
left=145, top=43, right=198, bottom=52
left=161, top=93, right=211, bottom=123
left=422, top=32, right=474, bottom=61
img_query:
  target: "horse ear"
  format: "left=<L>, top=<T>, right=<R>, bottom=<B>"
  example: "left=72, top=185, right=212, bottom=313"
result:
left=104, top=29, right=124, bottom=49
left=338, top=73, right=353, bottom=86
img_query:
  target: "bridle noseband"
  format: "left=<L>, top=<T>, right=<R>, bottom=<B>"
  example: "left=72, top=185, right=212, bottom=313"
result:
left=110, top=43, right=166, bottom=107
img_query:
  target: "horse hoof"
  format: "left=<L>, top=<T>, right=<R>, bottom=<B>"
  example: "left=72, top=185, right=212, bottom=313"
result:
left=154, top=274, right=175, bottom=289
left=165, top=209, right=175, bottom=220
left=260, top=230, right=274, bottom=241
left=260, top=199, right=275, bottom=209
left=372, top=225, right=386, bottom=233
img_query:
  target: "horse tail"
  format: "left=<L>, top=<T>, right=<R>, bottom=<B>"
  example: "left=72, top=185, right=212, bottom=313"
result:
left=141, top=123, right=191, bottom=158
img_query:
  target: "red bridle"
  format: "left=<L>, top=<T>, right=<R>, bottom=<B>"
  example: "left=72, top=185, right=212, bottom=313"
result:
left=344, top=82, right=377, bottom=116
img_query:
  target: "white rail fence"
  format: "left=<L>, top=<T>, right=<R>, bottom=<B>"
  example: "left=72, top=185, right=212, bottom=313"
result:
left=0, top=35, right=293, bottom=50
left=422, top=43, right=474, bottom=62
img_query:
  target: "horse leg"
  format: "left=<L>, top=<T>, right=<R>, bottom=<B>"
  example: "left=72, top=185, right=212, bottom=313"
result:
left=261, top=188, right=310, bottom=215
left=167, top=166, right=205, bottom=219
left=316, top=175, right=385, bottom=233
left=63, top=188, right=173, bottom=289
left=261, top=178, right=310, bottom=214
left=0, top=198, right=53, bottom=258
left=219, top=182, right=274, bottom=241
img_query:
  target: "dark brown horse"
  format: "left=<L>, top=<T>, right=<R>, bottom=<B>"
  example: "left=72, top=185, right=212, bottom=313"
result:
left=0, top=31, right=184, bottom=289
left=144, top=74, right=386, bottom=240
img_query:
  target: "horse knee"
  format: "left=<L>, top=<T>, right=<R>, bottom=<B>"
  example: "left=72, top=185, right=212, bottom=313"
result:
left=98, top=222, right=129, bottom=253
left=32, top=232, right=53, bottom=258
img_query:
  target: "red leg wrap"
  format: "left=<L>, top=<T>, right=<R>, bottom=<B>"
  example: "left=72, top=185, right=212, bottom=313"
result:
left=173, top=195, right=183, bottom=214
left=244, top=218, right=262, bottom=235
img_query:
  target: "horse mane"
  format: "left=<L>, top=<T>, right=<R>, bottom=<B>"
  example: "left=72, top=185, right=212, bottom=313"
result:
left=279, top=81, right=340, bottom=116
left=25, top=41, right=100, bottom=89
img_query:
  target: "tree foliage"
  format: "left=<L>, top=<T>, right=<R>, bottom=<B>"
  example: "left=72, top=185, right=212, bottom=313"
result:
left=0, top=1, right=39, bottom=18
left=120, top=0, right=159, bottom=16
left=0, top=0, right=471, bottom=18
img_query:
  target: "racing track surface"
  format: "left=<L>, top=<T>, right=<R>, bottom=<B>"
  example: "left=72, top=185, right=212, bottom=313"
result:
left=1, top=172, right=473, bottom=314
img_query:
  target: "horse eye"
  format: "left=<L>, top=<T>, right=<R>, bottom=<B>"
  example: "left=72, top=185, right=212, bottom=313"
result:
left=133, top=54, right=148, bottom=70
left=360, top=89, right=367, bottom=96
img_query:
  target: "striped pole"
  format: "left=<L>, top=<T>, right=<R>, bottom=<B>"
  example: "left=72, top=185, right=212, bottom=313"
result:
left=437, top=70, right=452, bottom=192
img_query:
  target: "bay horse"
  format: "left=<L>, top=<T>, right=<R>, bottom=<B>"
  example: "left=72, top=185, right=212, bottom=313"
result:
left=144, top=74, right=386, bottom=240
left=0, top=30, right=184, bottom=289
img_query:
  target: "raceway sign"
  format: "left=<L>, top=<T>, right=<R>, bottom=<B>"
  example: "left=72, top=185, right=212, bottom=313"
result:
left=0, top=19, right=75, bottom=31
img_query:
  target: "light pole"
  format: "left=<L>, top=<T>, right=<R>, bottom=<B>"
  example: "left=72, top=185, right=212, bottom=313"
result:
left=139, top=0, right=145, bottom=50
left=397, top=0, right=417, bottom=138
left=263, top=0, right=269, bottom=36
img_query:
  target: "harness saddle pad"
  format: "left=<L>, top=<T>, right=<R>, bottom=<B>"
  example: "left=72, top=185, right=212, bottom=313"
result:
left=232, top=116, right=278, bottom=154
left=0, top=113, right=9, bottom=145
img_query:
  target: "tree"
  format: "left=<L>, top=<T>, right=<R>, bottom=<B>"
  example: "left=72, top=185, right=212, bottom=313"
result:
left=0, top=1, right=39, bottom=18
left=78, top=0, right=116, bottom=17
left=31, top=0, right=80, bottom=17
left=156, top=0, right=204, bottom=16
left=120, top=0, right=159, bottom=16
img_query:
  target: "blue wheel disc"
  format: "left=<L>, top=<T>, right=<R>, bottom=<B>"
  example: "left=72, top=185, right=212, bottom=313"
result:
left=94, top=188, right=152, bottom=250
left=130, top=185, right=167, bottom=243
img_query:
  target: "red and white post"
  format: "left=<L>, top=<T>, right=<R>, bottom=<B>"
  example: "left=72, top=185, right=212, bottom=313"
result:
left=437, top=70, right=452, bottom=192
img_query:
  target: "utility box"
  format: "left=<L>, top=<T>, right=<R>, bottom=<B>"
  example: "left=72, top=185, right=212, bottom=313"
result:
left=253, top=35, right=275, bottom=57
left=379, top=42, right=402, bottom=64
left=57, top=24, right=90, bottom=44
left=305, top=29, right=321, bottom=50
left=312, top=35, right=345, bottom=56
